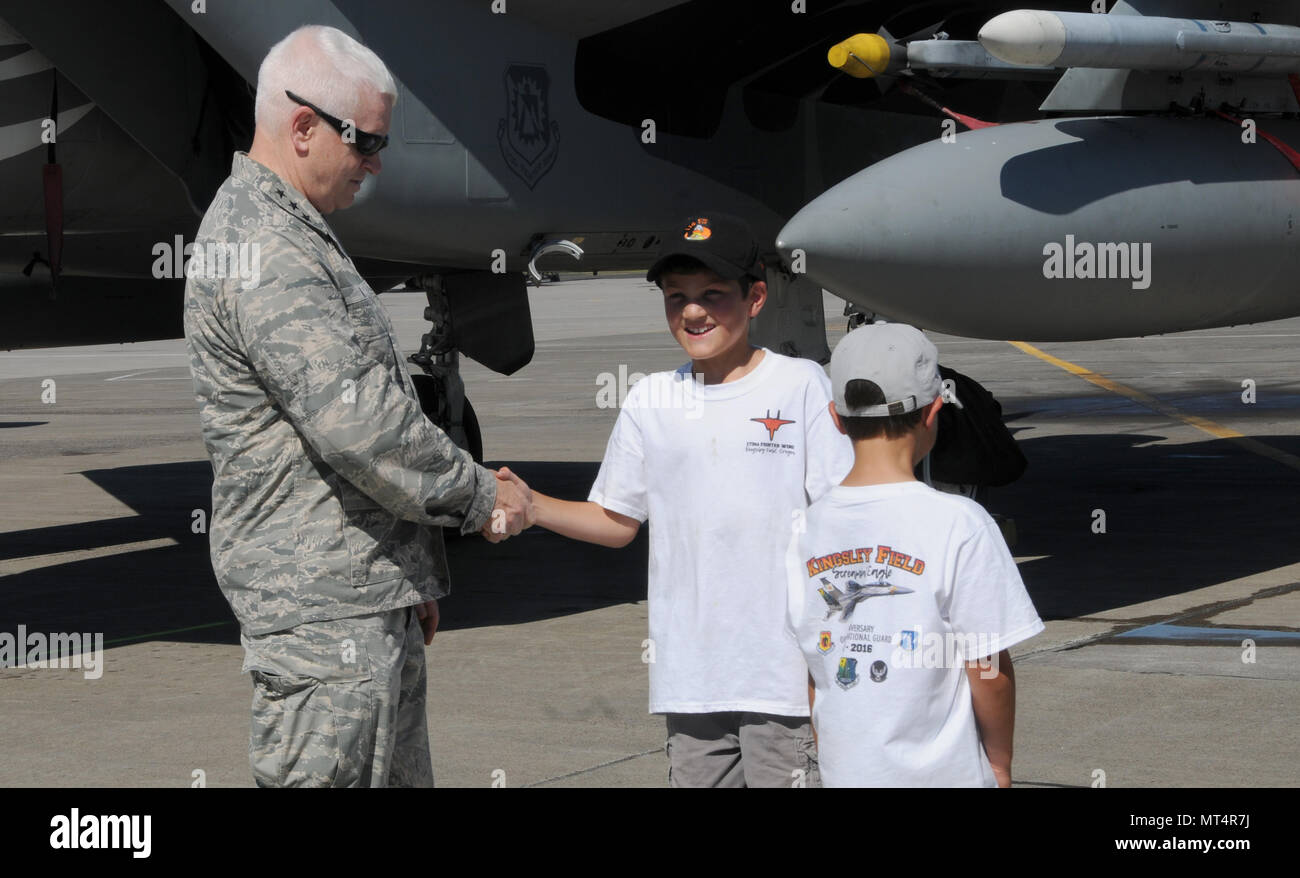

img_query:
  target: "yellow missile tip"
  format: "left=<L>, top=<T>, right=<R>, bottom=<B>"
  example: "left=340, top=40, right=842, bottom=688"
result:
left=828, top=33, right=891, bottom=78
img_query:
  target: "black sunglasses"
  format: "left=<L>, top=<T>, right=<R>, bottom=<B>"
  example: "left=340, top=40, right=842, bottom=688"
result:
left=285, top=90, right=389, bottom=156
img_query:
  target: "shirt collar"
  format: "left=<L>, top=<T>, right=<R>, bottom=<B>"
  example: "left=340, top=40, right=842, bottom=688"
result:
left=231, top=151, right=336, bottom=244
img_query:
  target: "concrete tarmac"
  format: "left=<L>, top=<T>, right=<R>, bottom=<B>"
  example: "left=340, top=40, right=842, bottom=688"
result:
left=1, top=276, right=1297, bottom=787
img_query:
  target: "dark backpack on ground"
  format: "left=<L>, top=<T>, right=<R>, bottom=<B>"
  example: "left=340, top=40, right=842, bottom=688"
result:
left=927, top=364, right=1027, bottom=487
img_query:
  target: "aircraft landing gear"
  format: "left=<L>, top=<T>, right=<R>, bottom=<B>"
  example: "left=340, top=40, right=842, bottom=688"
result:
left=408, top=275, right=484, bottom=464
left=410, top=373, right=483, bottom=464
left=402, top=266, right=533, bottom=477
left=844, top=302, right=874, bottom=332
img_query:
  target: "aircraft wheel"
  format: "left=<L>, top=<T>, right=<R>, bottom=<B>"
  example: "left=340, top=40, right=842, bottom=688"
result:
left=410, top=374, right=484, bottom=463
left=462, top=397, right=483, bottom=464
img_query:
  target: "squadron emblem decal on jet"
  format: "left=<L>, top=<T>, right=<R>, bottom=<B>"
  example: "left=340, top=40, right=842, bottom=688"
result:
left=497, top=64, right=560, bottom=190
left=818, top=577, right=913, bottom=621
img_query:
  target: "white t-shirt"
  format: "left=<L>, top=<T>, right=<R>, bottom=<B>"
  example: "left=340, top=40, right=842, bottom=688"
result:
left=590, top=349, right=853, bottom=715
left=786, top=481, right=1044, bottom=786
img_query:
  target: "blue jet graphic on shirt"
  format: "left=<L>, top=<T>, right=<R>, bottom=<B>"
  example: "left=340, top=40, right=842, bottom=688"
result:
left=818, top=577, right=913, bottom=621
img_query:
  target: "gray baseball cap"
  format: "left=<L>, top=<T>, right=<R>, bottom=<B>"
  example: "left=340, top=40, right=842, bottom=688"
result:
left=831, top=323, right=941, bottom=417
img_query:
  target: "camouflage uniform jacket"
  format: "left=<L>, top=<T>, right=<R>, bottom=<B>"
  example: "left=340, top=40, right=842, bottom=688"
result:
left=184, top=152, right=496, bottom=635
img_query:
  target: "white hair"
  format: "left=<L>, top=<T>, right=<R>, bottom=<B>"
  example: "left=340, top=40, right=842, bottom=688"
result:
left=255, top=25, right=397, bottom=134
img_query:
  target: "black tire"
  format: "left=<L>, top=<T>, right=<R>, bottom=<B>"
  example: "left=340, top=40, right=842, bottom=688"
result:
left=462, top=397, right=483, bottom=464
left=409, top=373, right=483, bottom=463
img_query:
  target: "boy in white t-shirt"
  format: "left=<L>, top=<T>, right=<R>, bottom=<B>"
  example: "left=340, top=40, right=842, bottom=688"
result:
left=509, top=213, right=852, bottom=787
left=786, top=323, right=1043, bottom=787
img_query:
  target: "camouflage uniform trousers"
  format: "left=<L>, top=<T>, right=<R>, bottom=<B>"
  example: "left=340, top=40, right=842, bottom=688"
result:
left=241, top=606, right=434, bottom=787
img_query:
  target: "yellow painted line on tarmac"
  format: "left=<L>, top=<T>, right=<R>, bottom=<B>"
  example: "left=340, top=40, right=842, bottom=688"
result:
left=1007, top=340, right=1300, bottom=474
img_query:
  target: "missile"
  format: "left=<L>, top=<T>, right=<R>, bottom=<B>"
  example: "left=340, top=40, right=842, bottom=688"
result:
left=827, top=31, right=1056, bottom=79
left=777, top=116, right=1300, bottom=341
left=979, top=10, right=1300, bottom=74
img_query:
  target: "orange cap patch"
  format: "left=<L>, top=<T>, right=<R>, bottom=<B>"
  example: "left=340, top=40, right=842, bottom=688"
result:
left=684, top=217, right=712, bottom=241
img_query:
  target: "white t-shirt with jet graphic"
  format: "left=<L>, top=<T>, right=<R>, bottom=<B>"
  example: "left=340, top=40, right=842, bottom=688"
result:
left=786, top=481, right=1044, bottom=786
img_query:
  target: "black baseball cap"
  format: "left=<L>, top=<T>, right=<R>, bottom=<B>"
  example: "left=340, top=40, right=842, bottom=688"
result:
left=646, top=213, right=765, bottom=285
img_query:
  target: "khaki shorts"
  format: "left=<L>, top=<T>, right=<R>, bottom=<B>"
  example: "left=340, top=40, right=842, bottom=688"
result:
left=665, top=712, right=820, bottom=788
left=241, top=606, right=433, bottom=788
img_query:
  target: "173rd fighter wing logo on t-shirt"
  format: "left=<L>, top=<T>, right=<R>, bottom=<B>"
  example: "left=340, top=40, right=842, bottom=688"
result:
left=747, top=410, right=796, bottom=456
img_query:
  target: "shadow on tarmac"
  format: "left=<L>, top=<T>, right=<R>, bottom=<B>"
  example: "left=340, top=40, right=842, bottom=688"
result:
left=2, top=432, right=1298, bottom=647
left=0, top=462, right=645, bottom=647
left=994, top=430, right=1300, bottom=618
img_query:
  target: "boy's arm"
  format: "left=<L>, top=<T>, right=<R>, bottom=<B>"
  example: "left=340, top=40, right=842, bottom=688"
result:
left=494, top=466, right=640, bottom=547
left=965, top=649, right=1015, bottom=788
left=533, top=491, right=641, bottom=548
left=530, top=381, right=646, bottom=548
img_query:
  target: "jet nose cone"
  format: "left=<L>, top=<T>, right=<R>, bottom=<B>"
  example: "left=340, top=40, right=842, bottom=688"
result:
left=776, top=203, right=857, bottom=264
left=892, top=585, right=915, bottom=595
left=776, top=124, right=1040, bottom=337
left=776, top=193, right=880, bottom=288
left=776, top=158, right=934, bottom=324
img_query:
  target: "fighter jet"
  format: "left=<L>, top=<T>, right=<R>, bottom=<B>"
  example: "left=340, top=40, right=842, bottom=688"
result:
left=4, top=0, right=1299, bottom=458
left=818, top=577, right=913, bottom=621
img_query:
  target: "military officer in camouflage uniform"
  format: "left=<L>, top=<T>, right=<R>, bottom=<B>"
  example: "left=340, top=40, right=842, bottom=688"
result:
left=184, top=25, right=533, bottom=787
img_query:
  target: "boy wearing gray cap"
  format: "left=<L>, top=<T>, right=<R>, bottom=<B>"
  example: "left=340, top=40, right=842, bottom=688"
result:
left=785, top=323, right=1043, bottom=787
